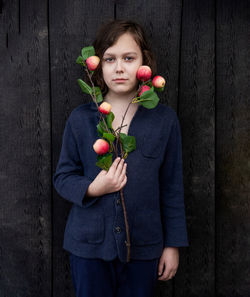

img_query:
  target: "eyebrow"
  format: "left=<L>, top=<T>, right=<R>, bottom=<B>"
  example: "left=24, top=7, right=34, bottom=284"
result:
left=103, top=52, right=138, bottom=56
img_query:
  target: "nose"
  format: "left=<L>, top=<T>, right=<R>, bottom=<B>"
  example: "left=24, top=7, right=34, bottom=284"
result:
left=115, top=58, right=124, bottom=73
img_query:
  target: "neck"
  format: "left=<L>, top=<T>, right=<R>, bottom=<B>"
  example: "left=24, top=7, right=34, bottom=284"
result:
left=104, top=89, right=139, bottom=109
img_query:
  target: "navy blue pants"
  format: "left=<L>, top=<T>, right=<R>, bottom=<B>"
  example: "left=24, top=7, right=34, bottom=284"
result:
left=69, top=253, right=160, bottom=297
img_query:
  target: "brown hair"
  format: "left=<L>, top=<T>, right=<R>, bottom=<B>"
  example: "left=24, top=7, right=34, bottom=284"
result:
left=89, top=19, right=157, bottom=97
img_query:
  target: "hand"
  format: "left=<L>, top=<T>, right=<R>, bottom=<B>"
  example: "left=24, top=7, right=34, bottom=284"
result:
left=87, top=157, right=127, bottom=197
left=158, top=247, right=179, bottom=281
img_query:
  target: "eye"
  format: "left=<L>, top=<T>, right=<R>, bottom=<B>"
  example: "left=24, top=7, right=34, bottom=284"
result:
left=103, top=56, right=134, bottom=62
left=104, top=57, right=114, bottom=62
left=125, top=56, right=134, bottom=61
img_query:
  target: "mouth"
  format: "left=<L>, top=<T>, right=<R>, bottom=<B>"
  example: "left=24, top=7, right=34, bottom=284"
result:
left=113, top=79, right=128, bottom=83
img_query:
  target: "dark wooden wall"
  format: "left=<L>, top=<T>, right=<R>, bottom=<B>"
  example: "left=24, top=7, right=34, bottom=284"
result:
left=0, top=0, right=249, bottom=296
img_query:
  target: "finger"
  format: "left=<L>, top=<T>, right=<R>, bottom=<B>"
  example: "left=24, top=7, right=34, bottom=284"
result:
left=172, top=269, right=177, bottom=277
left=119, top=174, right=127, bottom=189
left=158, top=259, right=164, bottom=277
left=118, top=162, right=127, bottom=182
left=158, top=266, right=171, bottom=281
left=165, top=270, right=171, bottom=280
left=108, top=157, right=121, bottom=175
left=165, top=270, right=175, bottom=280
left=169, top=271, right=176, bottom=279
left=114, top=158, right=125, bottom=179
left=158, top=270, right=171, bottom=281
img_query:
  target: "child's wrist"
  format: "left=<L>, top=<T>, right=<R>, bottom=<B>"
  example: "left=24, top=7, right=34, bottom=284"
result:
left=86, top=182, right=103, bottom=197
left=86, top=182, right=96, bottom=197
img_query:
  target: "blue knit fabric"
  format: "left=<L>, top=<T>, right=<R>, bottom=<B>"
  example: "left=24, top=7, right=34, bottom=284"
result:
left=53, top=101, right=189, bottom=263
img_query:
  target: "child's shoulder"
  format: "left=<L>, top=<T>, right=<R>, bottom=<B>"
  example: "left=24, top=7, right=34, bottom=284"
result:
left=68, top=101, right=96, bottom=123
left=155, top=102, right=178, bottom=123
left=71, top=101, right=95, bottom=114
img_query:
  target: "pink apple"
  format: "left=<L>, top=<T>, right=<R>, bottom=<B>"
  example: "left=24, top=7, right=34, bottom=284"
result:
left=138, top=85, right=151, bottom=96
left=99, top=102, right=112, bottom=115
left=136, top=65, right=152, bottom=81
left=93, top=139, right=109, bottom=155
left=152, top=75, right=166, bottom=88
left=86, top=56, right=100, bottom=71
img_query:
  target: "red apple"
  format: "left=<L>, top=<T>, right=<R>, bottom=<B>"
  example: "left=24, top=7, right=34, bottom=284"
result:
left=93, top=139, right=109, bottom=155
left=86, top=56, right=100, bottom=71
left=136, top=65, right=152, bottom=81
left=99, top=102, right=112, bottom=115
left=138, top=85, right=151, bottom=96
left=152, top=75, right=166, bottom=88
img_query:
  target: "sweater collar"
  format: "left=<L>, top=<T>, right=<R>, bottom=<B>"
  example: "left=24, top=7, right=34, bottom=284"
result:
left=89, top=100, right=147, bottom=134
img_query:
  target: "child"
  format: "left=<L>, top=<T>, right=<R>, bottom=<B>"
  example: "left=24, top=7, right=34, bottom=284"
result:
left=53, top=19, right=189, bottom=297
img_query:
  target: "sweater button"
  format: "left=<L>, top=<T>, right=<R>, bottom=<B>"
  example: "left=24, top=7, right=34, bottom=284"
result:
left=115, top=226, right=121, bottom=233
left=116, top=198, right=121, bottom=205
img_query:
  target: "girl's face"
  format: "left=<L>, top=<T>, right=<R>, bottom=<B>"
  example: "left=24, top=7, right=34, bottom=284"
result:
left=102, top=33, right=143, bottom=97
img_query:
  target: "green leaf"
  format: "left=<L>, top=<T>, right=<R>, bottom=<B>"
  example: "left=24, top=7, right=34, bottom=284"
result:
left=108, top=143, right=113, bottom=153
left=77, top=79, right=92, bottom=95
left=106, top=112, right=115, bottom=130
left=119, top=133, right=136, bottom=153
left=76, top=56, right=86, bottom=66
left=81, top=46, right=95, bottom=60
left=96, top=153, right=113, bottom=171
left=100, top=121, right=106, bottom=130
left=139, top=89, right=160, bottom=109
left=146, top=81, right=153, bottom=88
left=154, top=86, right=165, bottom=92
left=93, top=86, right=103, bottom=103
left=97, top=124, right=103, bottom=137
left=103, top=132, right=116, bottom=142
left=97, top=121, right=106, bottom=137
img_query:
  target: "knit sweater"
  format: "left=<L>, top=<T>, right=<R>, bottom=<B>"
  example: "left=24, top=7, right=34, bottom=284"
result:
left=53, top=101, right=189, bottom=263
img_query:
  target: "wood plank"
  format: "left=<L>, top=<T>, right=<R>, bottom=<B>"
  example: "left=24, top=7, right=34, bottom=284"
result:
left=216, top=0, right=250, bottom=295
left=0, top=1, right=51, bottom=296
left=176, top=0, right=215, bottom=296
left=0, top=0, right=19, bottom=34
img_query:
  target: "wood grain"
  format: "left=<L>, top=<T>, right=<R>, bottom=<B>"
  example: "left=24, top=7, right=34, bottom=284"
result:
left=1, top=0, right=250, bottom=296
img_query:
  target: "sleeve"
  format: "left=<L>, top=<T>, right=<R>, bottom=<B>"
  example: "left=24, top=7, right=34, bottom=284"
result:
left=159, top=114, right=189, bottom=247
left=52, top=118, right=99, bottom=208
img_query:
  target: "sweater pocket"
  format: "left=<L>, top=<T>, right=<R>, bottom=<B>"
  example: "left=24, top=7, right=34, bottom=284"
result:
left=139, top=134, right=163, bottom=158
left=131, top=209, right=163, bottom=246
left=70, top=207, right=105, bottom=244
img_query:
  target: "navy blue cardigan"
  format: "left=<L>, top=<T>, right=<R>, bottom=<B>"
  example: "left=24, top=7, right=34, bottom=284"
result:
left=53, top=101, right=189, bottom=263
